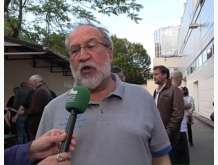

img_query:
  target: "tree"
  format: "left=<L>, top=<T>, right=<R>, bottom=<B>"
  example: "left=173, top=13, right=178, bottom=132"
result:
left=4, top=1, right=148, bottom=83
left=4, top=0, right=12, bottom=14
left=111, top=35, right=151, bottom=84
left=5, top=0, right=143, bottom=40
left=4, top=0, right=29, bottom=37
left=45, top=32, right=67, bottom=55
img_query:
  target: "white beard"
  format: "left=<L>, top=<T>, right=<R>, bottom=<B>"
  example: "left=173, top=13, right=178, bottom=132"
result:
left=70, top=60, right=111, bottom=90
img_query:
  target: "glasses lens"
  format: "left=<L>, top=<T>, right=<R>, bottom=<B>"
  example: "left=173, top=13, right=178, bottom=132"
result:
left=70, top=45, right=80, bottom=55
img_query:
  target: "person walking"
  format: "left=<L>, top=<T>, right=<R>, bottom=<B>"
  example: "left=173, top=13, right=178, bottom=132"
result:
left=182, top=86, right=195, bottom=146
left=153, top=66, right=184, bottom=165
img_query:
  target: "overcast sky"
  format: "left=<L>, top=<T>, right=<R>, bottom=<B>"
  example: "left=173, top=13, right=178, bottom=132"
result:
left=95, top=0, right=186, bottom=66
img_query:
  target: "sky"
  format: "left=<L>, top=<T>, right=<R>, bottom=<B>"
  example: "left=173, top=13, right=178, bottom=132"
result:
left=2, top=0, right=186, bottom=67
left=95, top=0, right=186, bottom=66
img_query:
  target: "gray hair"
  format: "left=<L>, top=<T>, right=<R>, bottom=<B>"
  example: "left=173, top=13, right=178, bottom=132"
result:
left=65, top=23, right=113, bottom=54
left=171, top=70, right=183, bottom=79
left=29, top=74, right=43, bottom=82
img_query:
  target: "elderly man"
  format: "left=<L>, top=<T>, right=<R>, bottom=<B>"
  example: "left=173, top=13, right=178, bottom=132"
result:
left=153, top=66, right=184, bottom=165
left=171, top=70, right=190, bottom=165
left=36, top=24, right=171, bottom=165
left=26, top=74, right=56, bottom=140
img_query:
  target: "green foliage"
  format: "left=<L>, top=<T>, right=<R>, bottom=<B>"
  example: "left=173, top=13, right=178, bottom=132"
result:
left=89, top=0, right=143, bottom=23
left=4, top=16, right=19, bottom=36
left=5, top=0, right=143, bottom=56
left=112, top=35, right=151, bottom=84
left=46, top=33, right=67, bottom=55
left=5, top=0, right=143, bottom=38
left=4, top=0, right=149, bottom=84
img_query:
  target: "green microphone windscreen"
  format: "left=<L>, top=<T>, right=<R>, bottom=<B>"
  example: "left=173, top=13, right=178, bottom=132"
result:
left=65, top=85, right=90, bottom=114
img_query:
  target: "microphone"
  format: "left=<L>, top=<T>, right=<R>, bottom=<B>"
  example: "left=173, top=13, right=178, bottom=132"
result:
left=59, top=85, right=90, bottom=152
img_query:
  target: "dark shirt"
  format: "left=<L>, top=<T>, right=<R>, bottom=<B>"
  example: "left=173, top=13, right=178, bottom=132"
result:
left=13, top=85, right=34, bottom=110
left=4, top=142, right=31, bottom=165
left=26, top=84, right=55, bottom=140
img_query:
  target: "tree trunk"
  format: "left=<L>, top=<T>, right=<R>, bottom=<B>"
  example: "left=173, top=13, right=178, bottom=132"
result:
left=4, top=0, right=12, bottom=13
left=13, top=0, right=23, bottom=38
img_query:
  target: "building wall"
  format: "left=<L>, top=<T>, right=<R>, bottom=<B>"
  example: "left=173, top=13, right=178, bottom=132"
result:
left=4, top=59, right=73, bottom=105
left=178, top=0, right=214, bottom=67
left=185, top=56, right=214, bottom=118
left=153, top=57, right=184, bottom=69
left=177, top=0, right=214, bottom=119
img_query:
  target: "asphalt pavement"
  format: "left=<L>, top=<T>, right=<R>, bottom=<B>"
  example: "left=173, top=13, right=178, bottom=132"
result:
left=189, top=118, right=214, bottom=165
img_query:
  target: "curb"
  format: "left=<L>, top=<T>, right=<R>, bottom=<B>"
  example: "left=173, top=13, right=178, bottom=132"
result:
left=193, top=114, right=214, bottom=128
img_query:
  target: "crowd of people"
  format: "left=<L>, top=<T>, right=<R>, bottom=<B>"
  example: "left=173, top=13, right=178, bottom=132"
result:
left=4, top=74, right=56, bottom=147
left=5, top=24, right=197, bottom=165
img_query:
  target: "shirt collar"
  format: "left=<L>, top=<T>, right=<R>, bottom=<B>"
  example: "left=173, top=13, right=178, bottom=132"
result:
left=109, top=73, right=125, bottom=100
left=88, top=74, right=124, bottom=106
left=67, top=74, right=125, bottom=106
left=156, top=82, right=166, bottom=93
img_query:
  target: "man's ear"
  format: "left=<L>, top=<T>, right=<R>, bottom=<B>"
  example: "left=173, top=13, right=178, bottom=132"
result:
left=107, top=48, right=113, bottom=62
left=163, top=74, right=168, bottom=80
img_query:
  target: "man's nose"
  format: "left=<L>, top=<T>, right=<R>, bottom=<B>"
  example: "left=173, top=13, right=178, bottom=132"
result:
left=78, top=47, right=90, bottom=61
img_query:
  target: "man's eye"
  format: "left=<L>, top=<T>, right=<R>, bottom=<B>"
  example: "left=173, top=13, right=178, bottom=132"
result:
left=86, top=44, right=96, bottom=49
left=71, top=47, right=80, bottom=54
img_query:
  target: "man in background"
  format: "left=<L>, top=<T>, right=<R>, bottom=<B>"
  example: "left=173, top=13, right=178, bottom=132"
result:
left=171, top=70, right=190, bottom=164
left=153, top=65, right=184, bottom=165
left=26, top=74, right=56, bottom=140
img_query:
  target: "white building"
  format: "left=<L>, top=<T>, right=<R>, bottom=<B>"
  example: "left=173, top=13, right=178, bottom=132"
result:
left=150, top=0, right=214, bottom=119
left=178, top=0, right=214, bottom=119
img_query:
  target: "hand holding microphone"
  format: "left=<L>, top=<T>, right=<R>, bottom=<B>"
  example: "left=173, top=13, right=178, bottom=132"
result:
left=58, top=85, right=90, bottom=157
left=33, top=85, right=90, bottom=164
left=29, top=129, right=76, bottom=161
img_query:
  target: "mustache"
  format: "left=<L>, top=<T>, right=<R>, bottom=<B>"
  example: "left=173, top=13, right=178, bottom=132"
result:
left=78, top=61, right=97, bottom=71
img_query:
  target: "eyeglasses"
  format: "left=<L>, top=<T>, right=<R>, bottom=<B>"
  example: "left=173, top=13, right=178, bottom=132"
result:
left=69, top=39, right=108, bottom=57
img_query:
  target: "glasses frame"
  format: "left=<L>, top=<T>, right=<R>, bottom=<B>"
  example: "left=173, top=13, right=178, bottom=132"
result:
left=69, top=39, right=108, bottom=57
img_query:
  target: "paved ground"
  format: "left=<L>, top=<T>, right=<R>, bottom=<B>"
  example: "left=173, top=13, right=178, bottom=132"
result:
left=189, top=118, right=214, bottom=165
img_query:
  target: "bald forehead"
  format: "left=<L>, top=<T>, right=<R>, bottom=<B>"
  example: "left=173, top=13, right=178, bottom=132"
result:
left=69, top=25, right=103, bottom=42
left=74, top=25, right=100, bottom=33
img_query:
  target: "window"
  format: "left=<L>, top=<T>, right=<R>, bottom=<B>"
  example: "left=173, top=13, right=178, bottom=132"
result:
left=202, top=51, right=207, bottom=64
left=198, top=55, right=203, bottom=67
left=199, top=0, right=205, bottom=6
left=187, top=41, right=214, bottom=75
left=191, top=61, right=196, bottom=73
left=207, top=47, right=212, bottom=59
left=196, top=57, right=199, bottom=68
left=212, top=44, right=214, bottom=55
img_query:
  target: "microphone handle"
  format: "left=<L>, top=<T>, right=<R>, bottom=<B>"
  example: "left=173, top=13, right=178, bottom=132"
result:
left=60, top=110, right=77, bottom=152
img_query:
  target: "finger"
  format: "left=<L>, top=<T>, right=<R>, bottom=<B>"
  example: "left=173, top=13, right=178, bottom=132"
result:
left=50, top=132, right=67, bottom=143
left=43, top=128, right=64, bottom=137
left=58, top=152, right=71, bottom=161
left=70, top=138, right=77, bottom=146
left=68, top=138, right=76, bottom=152
left=34, top=133, right=66, bottom=153
left=34, top=145, right=60, bottom=159
left=50, top=129, right=66, bottom=137
left=42, top=131, right=66, bottom=146
left=38, top=152, right=71, bottom=165
left=69, top=145, right=76, bottom=152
